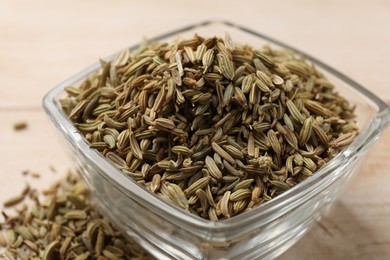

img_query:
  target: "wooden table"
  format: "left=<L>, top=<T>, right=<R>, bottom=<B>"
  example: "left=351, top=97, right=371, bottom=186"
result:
left=1, top=0, right=389, bottom=259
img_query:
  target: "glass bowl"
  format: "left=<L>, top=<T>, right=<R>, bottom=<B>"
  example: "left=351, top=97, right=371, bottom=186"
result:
left=43, top=21, right=390, bottom=259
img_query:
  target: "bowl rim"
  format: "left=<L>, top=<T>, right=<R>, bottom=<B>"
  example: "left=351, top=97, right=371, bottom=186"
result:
left=43, top=20, right=390, bottom=236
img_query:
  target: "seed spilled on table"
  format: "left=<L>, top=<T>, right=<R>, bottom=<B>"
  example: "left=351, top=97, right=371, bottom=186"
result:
left=13, top=121, right=28, bottom=131
left=0, top=171, right=153, bottom=260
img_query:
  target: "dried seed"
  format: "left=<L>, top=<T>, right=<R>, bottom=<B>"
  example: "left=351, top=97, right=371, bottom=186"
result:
left=22, top=239, right=38, bottom=252
left=253, top=122, right=270, bottom=133
left=93, top=228, right=104, bottom=255
left=184, top=46, right=196, bottom=64
left=148, top=174, right=161, bottom=194
left=267, top=129, right=282, bottom=155
left=154, top=118, right=175, bottom=130
left=164, top=183, right=189, bottom=211
left=15, top=248, right=28, bottom=260
left=74, top=252, right=90, bottom=260
left=106, top=152, right=127, bottom=169
left=69, top=99, right=88, bottom=120
left=175, top=50, right=184, bottom=77
left=59, top=236, right=73, bottom=256
left=104, top=115, right=127, bottom=130
left=269, top=180, right=291, bottom=190
left=208, top=207, right=218, bottom=221
left=43, top=240, right=59, bottom=260
left=304, top=100, right=333, bottom=116
left=281, top=61, right=305, bottom=77
left=224, top=32, right=234, bottom=50
left=165, top=78, right=176, bottom=102
left=217, top=41, right=232, bottom=60
left=64, top=210, right=87, bottom=220
left=65, top=86, right=82, bottom=96
left=230, top=189, right=252, bottom=201
left=283, top=126, right=299, bottom=150
left=124, top=57, right=152, bottom=76
left=196, top=189, right=209, bottom=213
left=211, top=142, right=236, bottom=165
left=103, top=134, right=116, bottom=149
left=195, top=43, right=207, bottom=61
left=14, top=226, right=33, bottom=241
left=116, top=130, right=129, bottom=151
left=129, top=132, right=143, bottom=160
left=223, top=82, right=234, bottom=107
left=286, top=99, right=305, bottom=123
left=255, top=76, right=271, bottom=93
left=251, top=186, right=263, bottom=203
left=253, top=58, right=271, bottom=75
left=233, top=199, right=248, bottom=214
left=272, top=74, right=284, bottom=85
left=256, top=70, right=274, bottom=87
left=13, top=121, right=28, bottom=131
left=234, top=87, right=248, bottom=108
left=233, top=179, right=254, bottom=191
left=11, top=235, right=23, bottom=248
left=184, top=177, right=211, bottom=196
left=254, top=50, right=277, bottom=68
left=331, top=132, right=356, bottom=148
left=299, top=117, right=314, bottom=147
left=217, top=178, right=240, bottom=196
left=215, top=112, right=232, bottom=128
left=205, top=156, right=222, bottom=180
left=3, top=194, right=25, bottom=208
left=202, top=49, right=214, bottom=73
left=217, top=53, right=235, bottom=80
left=112, top=48, right=130, bottom=67
left=303, top=157, right=317, bottom=172
left=5, top=229, right=16, bottom=245
left=241, top=74, right=254, bottom=93
left=294, top=153, right=304, bottom=166
left=0, top=232, right=6, bottom=247
left=223, top=145, right=244, bottom=160
left=220, top=191, right=231, bottom=218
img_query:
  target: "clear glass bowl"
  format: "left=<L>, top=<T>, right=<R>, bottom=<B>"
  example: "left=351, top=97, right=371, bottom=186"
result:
left=43, top=21, right=390, bottom=260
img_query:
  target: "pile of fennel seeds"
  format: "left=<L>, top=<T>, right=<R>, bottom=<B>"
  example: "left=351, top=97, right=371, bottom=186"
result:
left=0, top=172, right=153, bottom=260
left=60, top=34, right=357, bottom=221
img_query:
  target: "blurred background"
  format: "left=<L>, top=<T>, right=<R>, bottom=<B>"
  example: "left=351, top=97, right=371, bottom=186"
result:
left=1, top=0, right=389, bottom=259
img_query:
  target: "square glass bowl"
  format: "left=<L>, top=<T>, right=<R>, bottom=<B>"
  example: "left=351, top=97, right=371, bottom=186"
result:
left=43, top=21, right=390, bottom=259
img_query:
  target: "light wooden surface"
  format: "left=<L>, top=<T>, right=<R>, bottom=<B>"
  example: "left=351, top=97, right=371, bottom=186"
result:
left=1, top=0, right=390, bottom=259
